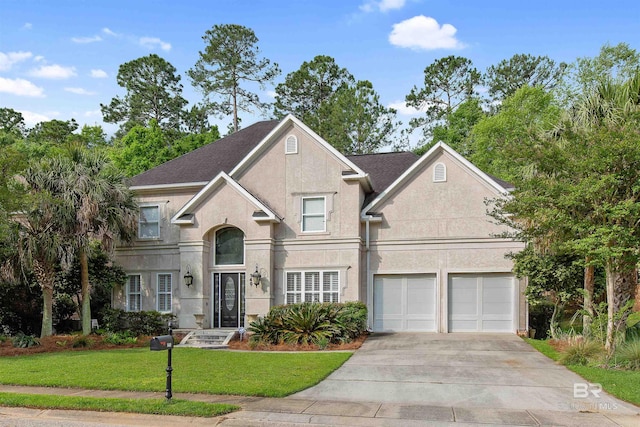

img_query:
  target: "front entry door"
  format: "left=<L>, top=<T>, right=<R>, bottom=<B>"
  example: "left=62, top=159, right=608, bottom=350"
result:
left=213, top=273, right=245, bottom=328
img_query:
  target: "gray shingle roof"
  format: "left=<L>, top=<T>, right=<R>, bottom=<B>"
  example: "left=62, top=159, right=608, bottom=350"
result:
left=347, top=151, right=419, bottom=204
left=130, top=120, right=280, bottom=187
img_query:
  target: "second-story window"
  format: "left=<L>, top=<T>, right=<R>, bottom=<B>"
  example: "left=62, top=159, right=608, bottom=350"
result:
left=138, top=206, right=160, bottom=238
left=302, top=197, right=325, bottom=232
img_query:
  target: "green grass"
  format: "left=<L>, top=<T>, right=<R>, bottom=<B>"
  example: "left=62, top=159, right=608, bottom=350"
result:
left=0, top=392, right=238, bottom=417
left=0, top=348, right=352, bottom=397
left=524, top=338, right=640, bottom=406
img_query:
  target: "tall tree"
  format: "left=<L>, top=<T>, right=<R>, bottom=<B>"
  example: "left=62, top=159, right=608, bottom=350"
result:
left=101, top=54, right=188, bottom=137
left=317, top=80, right=400, bottom=154
left=56, top=147, right=138, bottom=334
left=0, top=108, right=25, bottom=137
left=27, top=119, right=78, bottom=145
left=14, top=160, right=75, bottom=337
left=484, top=54, right=567, bottom=104
left=188, top=24, right=280, bottom=133
left=406, top=55, right=481, bottom=143
left=273, top=55, right=354, bottom=130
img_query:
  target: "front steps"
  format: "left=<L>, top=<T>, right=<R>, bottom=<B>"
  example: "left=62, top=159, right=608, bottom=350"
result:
left=177, top=329, right=238, bottom=349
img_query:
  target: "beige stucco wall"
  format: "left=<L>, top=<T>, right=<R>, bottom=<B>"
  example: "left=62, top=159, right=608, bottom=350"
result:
left=367, top=149, right=526, bottom=332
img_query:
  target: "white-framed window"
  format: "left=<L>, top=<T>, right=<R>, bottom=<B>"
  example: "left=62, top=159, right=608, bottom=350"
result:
left=138, top=205, right=160, bottom=238
left=285, top=271, right=339, bottom=303
left=285, top=134, right=298, bottom=154
left=157, top=273, right=172, bottom=313
left=301, top=196, right=325, bottom=232
left=126, top=275, right=141, bottom=312
left=433, top=162, right=446, bottom=182
left=214, top=227, right=245, bottom=265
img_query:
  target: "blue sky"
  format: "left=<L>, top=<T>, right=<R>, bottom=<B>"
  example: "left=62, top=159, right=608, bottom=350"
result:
left=1, top=0, right=638, bottom=137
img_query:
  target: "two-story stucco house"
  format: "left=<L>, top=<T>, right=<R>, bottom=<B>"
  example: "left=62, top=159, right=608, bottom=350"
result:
left=113, top=115, right=526, bottom=333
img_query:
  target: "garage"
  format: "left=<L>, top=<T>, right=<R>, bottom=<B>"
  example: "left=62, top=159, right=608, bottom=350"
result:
left=448, top=274, right=515, bottom=332
left=373, top=274, right=437, bottom=332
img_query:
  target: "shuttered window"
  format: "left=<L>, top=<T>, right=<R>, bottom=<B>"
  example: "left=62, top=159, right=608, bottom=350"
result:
left=157, top=273, right=172, bottom=313
left=286, top=271, right=339, bottom=303
left=127, top=275, right=141, bottom=312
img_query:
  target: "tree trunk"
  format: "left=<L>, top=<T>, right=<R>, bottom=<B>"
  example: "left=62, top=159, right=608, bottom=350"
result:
left=549, top=298, right=560, bottom=339
left=33, top=259, right=54, bottom=337
left=583, top=262, right=595, bottom=334
left=80, top=249, right=92, bottom=335
left=635, top=281, right=640, bottom=312
left=604, top=260, right=636, bottom=355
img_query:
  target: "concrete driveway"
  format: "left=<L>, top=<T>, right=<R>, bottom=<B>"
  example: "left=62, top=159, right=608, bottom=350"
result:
left=292, top=333, right=639, bottom=417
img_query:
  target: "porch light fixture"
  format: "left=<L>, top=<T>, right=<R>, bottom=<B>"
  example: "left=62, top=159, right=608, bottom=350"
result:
left=183, top=265, right=194, bottom=287
left=250, top=264, right=262, bottom=287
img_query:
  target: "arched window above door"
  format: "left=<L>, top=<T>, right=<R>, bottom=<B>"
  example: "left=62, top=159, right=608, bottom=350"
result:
left=215, top=227, right=244, bottom=265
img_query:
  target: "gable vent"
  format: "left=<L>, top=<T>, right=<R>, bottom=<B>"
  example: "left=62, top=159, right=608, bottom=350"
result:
left=285, top=135, right=298, bottom=154
left=433, top=163, right=446, bottom=182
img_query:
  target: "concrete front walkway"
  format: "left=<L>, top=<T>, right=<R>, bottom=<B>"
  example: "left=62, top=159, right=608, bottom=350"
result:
left=1, top=333, right=639, bottom=426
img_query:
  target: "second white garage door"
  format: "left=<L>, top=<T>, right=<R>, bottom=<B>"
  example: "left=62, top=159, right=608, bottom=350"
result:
left=448, top=274, right=515, bottom=332
left=373, top=274, right=437, bottom=332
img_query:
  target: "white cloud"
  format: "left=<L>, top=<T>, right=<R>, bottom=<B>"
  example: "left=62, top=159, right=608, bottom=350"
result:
left=139, top=37, right=171, bottom=51
left=0, top=51, right=33, bottom=71
left=34, top=55, right=45, bottom=62
left=19, top=110, right=51, bottom=127
left=265, top=90, right=277, bottom=99
left=0, top=77, right=45, bottom=97
left=23, top=23, right=32, bottom=30
left=102, top=27, right=119, bottom=37
left=387, top=100, right=428, bottom=116
left=389, top=15, right=465, bottom=50
left=90, top=69, right=108, bottom=78
left=29, top=64, right=77, bottom=79
left=65, top=87, right=97, bottom=95
left=360, top=0, right=405, bottom=13
left=84, top=110, right=101, bottom=117
left=72, top=35, right=103, bottom=43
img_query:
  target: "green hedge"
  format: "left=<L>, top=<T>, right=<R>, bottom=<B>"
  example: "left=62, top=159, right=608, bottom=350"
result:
left=100, top=308, right=175, bottom=336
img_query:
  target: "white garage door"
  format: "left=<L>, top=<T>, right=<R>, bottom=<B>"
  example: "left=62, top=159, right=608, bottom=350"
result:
left=448, top=274, right=515, bottom=332
left=373, top=274, right=437, bottom=332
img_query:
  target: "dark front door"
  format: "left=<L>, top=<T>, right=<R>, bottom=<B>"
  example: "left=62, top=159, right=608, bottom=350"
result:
left=213, top=273, right=245, bottom=328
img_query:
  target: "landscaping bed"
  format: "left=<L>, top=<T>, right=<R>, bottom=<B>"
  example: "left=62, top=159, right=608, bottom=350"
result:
left=227, top=332, right=367, bottom=351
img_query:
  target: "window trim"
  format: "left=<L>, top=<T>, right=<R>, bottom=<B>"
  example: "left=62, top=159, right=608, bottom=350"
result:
left=285, top=270, right=340, bottom=304
left=156, top=273, right=172, bottom=313
left=138, top=205, right=160, bottom=239
left=126, top=274, right=141, bottom=312
left=301, top=196, right=326, bottom=233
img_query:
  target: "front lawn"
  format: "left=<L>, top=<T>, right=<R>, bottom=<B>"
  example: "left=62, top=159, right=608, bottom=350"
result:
left=0, top=392, right=238, bottom=417
left=524, top=338, right=640, bottom=406
left=0, top=348, right=352, bottom=397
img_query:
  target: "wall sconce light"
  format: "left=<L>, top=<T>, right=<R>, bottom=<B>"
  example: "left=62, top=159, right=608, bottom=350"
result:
left=183, top=265, right=194, bottom=287
left=250, top=264, right=262, bottom=287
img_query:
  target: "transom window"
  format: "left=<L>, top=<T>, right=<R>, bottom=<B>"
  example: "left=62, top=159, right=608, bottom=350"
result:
left=302, top=197, right=326, bottom=232
left=157, top=273, right=172, bottom=313
left=286, top=271, right=339, bottom=304
left=215, top=227, right=244, bottom=265
left=126, top=275, right=141, bottom=312
left=138, top=206, right=160, bottom=238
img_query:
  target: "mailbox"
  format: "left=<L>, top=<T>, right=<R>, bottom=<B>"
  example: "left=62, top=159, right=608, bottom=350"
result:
left=150, top=335, right=174, bottom=351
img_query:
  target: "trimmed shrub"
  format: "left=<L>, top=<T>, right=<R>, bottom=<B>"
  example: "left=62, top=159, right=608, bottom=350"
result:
left=100, top=308, right=175, bottom=336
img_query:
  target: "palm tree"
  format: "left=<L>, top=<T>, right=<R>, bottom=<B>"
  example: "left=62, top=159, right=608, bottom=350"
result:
left=55, top=146, right=138, bottom=335
left=15, top=161, right=75, bottom=337
left=569, top=71, right=640, bottom=353
left=13, top=148, right=137, bottom=336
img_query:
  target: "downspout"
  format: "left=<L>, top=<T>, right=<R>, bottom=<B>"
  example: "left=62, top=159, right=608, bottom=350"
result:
left=362, top=214, right=382, bottom=331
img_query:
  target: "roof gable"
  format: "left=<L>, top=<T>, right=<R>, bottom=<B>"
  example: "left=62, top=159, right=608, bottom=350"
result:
left=361, top=141, right=511, bottom=216
left=171, top=172, right=279, bottom=224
